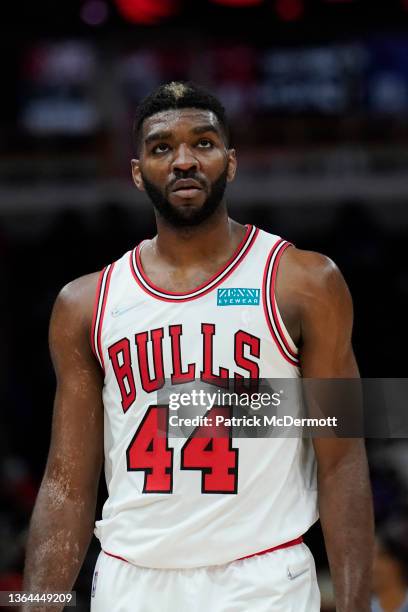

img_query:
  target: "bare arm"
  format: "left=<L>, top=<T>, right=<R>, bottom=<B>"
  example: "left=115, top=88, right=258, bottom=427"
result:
left=22, top=273, right=103, bottom=611
left=278, top=248, right=375, bottom=612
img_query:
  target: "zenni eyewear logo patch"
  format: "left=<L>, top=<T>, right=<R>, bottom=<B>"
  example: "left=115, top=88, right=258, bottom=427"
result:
left=217, top=288, right=260, bottom=306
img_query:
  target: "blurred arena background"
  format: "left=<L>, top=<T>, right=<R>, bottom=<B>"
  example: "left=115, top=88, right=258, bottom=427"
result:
left=1, top=1, right=408, bottom=610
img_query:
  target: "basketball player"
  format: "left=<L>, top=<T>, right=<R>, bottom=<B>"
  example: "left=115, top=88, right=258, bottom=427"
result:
left=23, top=82, right=374, bottom=611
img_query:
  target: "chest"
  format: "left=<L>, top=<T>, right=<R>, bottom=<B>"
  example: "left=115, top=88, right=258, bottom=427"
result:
left=106, top=300, right=265, bottom=400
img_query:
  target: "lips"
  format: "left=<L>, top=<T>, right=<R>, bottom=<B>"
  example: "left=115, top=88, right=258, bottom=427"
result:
left=171, top=179, right=203, bottom=193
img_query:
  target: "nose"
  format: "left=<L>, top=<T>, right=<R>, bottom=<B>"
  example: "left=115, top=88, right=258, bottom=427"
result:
left=172, top=143, right=198, bottom=173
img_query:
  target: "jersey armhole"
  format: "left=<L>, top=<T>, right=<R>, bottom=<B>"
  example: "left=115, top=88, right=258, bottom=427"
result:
left=262, top=240, right=300, bottom=367
left=90, top=263, right=115, bottom=372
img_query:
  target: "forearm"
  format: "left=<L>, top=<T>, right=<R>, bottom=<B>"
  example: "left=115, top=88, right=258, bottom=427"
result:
left=318, top=441, right=374, bottom=612
left=23, top=477, right=97, bottom=612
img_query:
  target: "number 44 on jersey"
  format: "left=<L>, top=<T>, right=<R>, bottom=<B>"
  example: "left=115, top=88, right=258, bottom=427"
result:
left=127, top=405, right=239, bottom=495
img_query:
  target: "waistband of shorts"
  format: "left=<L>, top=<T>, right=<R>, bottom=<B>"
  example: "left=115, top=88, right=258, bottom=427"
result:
left=237, top=536, right=304, bottom=561
left=103, top=549, right=130, bottom=564
left=102, top=536, right=304, bottom=567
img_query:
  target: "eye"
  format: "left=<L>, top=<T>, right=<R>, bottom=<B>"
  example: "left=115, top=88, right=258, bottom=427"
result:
left=197, top=138, right=213, bottom=149
left=152, top=143, right=170, bottom=154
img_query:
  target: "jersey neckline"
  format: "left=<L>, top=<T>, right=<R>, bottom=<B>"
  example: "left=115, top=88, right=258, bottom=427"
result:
left=130, top=224, right=260, bottom=302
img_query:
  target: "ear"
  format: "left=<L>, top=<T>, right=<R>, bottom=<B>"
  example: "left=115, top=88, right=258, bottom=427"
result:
left=226, top=149, right=237, bottom=183
left=131, top=159, right=145, bottom=191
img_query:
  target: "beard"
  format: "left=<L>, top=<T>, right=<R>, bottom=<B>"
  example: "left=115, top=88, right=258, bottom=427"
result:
left=141, top=166, right=228, bottom=228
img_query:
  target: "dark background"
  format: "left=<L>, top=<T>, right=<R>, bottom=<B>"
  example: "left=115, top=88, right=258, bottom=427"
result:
left=1, top=1, right=408, bottom=610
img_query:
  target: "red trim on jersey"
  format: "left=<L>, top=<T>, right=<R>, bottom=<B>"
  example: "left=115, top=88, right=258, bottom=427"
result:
left=270, top=242, right=298, bottom=359
left=135, top=223, right=252, bottom=295
left=262, top=240, right=299, bottom=366
left=90, top=268, right=107, bottom=361
left=130, top=225, right=260, bottom=303
left=103, top=549, right=129, bottom=564
left=102, top=537, right=303, bottom=567
left=237, top=536, right=303, bottom=561
left=96, top=263, right=115, bottom=373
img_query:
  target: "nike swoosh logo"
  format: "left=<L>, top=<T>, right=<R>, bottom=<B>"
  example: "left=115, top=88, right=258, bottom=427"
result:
left=287, top=566, right=309, bottom=580
left=111, top=303, right=139, bottom=317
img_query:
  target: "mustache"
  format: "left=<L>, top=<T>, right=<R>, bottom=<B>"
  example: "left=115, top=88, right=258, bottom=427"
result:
left=167, top=173, right=207, bottom=191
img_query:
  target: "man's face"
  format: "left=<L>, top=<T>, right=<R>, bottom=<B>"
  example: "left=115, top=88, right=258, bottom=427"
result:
left=131, top=109, right=236, bottom=227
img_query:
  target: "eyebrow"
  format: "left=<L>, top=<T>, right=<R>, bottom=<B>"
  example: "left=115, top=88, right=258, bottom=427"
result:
left=144, top=124, right=220, bottom=146
left=191, top=124, right=219, bottom=136
left=145, top=130, right=172, bottom=146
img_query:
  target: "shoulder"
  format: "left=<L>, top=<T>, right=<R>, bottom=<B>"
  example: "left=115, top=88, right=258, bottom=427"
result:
left=282, top=246, right=339, bottom=281
left=262, top=230, right=344, bottom=293
left=280, top=246, right=351, bottom=304
left=57, top=270, right=101, bottom=311
left=51, top=271, right=102, bottom=336
left=48, top=271, right=104, bottom=372
left=275, top=246, right=353, bottom=334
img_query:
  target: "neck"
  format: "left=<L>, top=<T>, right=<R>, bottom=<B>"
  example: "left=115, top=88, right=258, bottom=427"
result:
left=154, top=205, right=242, bottom=266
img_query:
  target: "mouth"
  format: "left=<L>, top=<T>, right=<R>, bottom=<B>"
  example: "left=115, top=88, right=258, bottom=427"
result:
left=171, top=179, right=204, bottom=199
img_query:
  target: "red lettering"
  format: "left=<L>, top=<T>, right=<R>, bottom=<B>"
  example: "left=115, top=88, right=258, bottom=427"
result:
left=234, top=330, right=260, bottom=392
left=200, top=323, right=229, bottom=387
left=108, top=337, right=136, bottom=412
left=180, top=406, right=238, bottom=493
left=169, top=324, right=196, bottom=384
left=135, top=328, right=165, bottom=393
left=127, top=406, right=173, bottom=493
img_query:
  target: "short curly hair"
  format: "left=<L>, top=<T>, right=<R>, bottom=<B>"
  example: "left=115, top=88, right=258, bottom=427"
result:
left=133, top=81, right=230, bottom=152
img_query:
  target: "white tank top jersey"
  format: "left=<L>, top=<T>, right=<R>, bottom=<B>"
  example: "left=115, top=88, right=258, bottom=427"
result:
left=91, top=225, right=318, bottom=569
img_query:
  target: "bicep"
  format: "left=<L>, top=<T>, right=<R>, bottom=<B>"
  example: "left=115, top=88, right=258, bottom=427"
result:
left=295, top=254, right=362, bottom=469
left=299, top=257, right=359, bottom=378
left=45, top=283, right=104, bottom=498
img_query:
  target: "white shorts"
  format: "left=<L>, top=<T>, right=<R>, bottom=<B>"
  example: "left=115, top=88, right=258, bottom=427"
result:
left=90, top=543, right=320, bottom=612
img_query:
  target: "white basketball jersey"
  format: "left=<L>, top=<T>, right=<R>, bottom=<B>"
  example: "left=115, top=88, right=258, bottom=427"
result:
left=91, top=225, right=318, bottom=569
